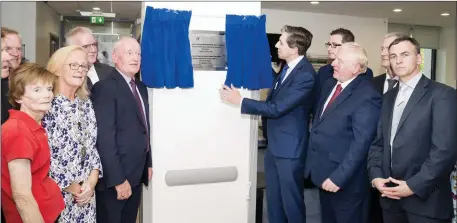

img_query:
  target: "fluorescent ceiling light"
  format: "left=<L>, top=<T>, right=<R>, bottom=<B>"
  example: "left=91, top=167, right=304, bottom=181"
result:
left=393, top=8, right=402, bottom=12
left=441, top=12, right=450, bottom=16
left=80, top=11, right=116, bottom=18
left=310, top=1, right=319, bottom=4
left=93, top=7, right=100, bottom=11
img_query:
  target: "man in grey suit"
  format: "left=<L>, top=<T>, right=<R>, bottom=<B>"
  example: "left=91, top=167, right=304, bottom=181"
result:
left=65, top=27, right=113, bottom=89
left=368, top=36, right=457, bottom=223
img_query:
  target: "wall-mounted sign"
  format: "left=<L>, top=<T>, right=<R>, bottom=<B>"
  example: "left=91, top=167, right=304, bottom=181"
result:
left=90, top=16, right=105, bottom=25
left=189, top=30, right=227, bottom=71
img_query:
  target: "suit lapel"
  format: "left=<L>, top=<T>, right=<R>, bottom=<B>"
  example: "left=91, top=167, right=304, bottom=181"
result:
left=114, top=71, right=147, bottom=129
left=315, top=76, right=363, bottom=126
left=274, top=57, right=307, bottom=96
left=385, top=86, right=399, bottom=145
left=395, top=76, right=429, bottom=133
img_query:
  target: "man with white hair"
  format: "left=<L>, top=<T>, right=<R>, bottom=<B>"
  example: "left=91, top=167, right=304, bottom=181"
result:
left=304, top=42, right=381, bottom=223
left=66, top=26, right=113, bottom=89
left=91, top=37, right=152, bottom=223
left=372, top=32, right=409, bottom=95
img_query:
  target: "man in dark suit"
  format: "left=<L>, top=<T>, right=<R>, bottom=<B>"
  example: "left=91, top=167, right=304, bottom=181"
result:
left=314, top=28, right=373, bottom=105
left=65, top=26, right=113, bottom=89
left=305, top=42, right=381, bottom=223
left=91, top=37, right=152, bottom=223
left=372, top=33, right=409, bottom=95
left=369, top=32, right=409, bottom=223
left=368, top=36, right=457, bottom=223
left=221, top=25, right=316, bottom=223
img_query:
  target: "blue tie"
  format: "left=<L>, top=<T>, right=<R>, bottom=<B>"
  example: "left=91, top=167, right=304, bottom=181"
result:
left=278, top=64, right=289, bottom=86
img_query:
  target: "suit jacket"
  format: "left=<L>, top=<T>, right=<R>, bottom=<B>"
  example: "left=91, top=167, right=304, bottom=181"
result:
left=313, top=64, right=374, bottom=116
left=86, top=62, right=114, bottom=90
left=372, top=73, right=386, bottom=94
left=305, top=75, right=381, bottom=193
left=368, top=75, right=457, bottom=219
left=242, top=57, right=316, bottom=159
left=1, top=78, right=13, bottom=124
left=91, top=69, right=152, bottom=190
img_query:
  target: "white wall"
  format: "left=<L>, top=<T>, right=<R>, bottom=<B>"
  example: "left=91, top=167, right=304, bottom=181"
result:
left=436, top=26, right=456, bottom=88
left=1, top=2, right=37, bottom=62
left=262, top=9, right=388, bottom=75
left=36, top=2, right=61, bottom=67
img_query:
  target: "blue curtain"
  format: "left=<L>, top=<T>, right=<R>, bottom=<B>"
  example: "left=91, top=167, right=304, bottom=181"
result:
left=224, top=15, right=272, bottom=90
left=141, top=7, right=194, bottom=88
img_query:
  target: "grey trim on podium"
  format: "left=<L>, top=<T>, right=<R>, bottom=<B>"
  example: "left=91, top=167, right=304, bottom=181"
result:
left=165, top=166, right=239, bottom=186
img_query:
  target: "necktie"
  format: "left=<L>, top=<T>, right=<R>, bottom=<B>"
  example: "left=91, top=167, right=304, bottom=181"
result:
left=323, top=84, right=342, bottom=114
left=278, top=64, right=289, bottom=86
left=387, top=79, right=398, bottom=91
left=129, top=79, right=149, bottom=152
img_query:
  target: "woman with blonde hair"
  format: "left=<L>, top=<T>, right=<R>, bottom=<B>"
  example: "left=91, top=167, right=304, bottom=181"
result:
left=42, top=45, right=102, bottom=223
left=2, top=63, right=65, bottom=223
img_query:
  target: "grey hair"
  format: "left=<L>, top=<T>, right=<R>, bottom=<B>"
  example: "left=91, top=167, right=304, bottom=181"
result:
left=65, top=27, right=94, bottom=46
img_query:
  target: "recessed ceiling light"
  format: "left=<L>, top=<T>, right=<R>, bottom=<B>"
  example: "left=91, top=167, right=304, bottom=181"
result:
left=441, top=12, right=450, bottom=16
left=93, top=7, right=100, bottom=11
left=310, top=1, right=319, bottom=4
left=393, top=8, right=402, bottom=12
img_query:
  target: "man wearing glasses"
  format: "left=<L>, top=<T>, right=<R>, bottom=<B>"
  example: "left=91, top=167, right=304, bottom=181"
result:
left=65, top=27, right=113, bottom=89
left=313, top=28, right=374, bottom=115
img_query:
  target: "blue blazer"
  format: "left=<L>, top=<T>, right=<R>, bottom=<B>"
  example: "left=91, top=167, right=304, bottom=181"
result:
left=242, top=57, right=316, bottom=159
left=305, top=76, right=381, bottom=193
left=91, top=70, right=152, bottom=190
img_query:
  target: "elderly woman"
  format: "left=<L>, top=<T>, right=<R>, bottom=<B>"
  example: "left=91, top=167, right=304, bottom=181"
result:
left=1, top=63, right=65, bottom=223
left=42, top=45, right=102, bottom=223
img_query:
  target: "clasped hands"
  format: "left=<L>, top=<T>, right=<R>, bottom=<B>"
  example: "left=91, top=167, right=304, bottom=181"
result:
left=64, top=181, right=95, bottom=206
left=372, top=177, right=414, bottom=199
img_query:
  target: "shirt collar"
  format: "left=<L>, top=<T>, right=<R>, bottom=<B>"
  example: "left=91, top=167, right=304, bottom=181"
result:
left=116, top=68, right=134, bottom=83
left=8, top=109, right=43, bottom=132
left=338, top=75, right=357, bottom=90
left=286, top=55, right=304, bottom=71
left=400, top=72, right=422, bottom=90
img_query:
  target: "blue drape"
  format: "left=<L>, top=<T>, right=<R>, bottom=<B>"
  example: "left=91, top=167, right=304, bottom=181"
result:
left=224, top=15, right=272, bottom=90
left=141, top=7, right=194, bottom=88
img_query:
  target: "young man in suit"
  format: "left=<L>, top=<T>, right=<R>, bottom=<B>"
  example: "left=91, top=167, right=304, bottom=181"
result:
left=91, top=37, right=152, bottom=223
left=66, top=27, right=114, bottom=89
left=220, top=25, right=316, bottom=223
left=368, top=36, right=457, bottom=223
left=372, top=32, right=409, bottom=95
left=304, top=42, right=381, bottom=223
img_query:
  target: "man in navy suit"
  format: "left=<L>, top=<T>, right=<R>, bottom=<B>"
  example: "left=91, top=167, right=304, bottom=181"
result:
left=314, top=28, right=373, bottom=113
left=91, top=37, right=152, bottom=223
left=305, top=42, right=381, bottom=223
left=220, top=25, right=316, bottom=223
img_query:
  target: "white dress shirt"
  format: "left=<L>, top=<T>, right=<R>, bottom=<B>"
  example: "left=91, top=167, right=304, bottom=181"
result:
left=87, top=65, right=100, bottom=85
left=321, top=76, right=357, bottom=117
left=383, top=72, right=400, bottom=94
left=275, top=55, right=304, bottom=89
left=116, top=68, right=147, bottom=125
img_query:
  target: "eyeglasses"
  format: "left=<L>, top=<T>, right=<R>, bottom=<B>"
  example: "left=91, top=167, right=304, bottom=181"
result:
left=81, top=42, right=98, bottom=50
left=65, top=63, right=90, bottom=72
left=325, top=42, right=342, bottom=48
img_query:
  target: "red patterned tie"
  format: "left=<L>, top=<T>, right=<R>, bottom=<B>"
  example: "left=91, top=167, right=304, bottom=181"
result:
left=323, top=84, right=342, bottom=113
left=129, top=79, right=149, bottom=152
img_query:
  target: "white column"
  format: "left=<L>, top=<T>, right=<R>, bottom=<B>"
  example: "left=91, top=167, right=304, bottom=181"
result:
left=141, top=2, right=261, bottom=223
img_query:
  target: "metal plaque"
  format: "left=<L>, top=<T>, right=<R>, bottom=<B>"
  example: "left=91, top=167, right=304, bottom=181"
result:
left=189, top=30, right=227, bottom=71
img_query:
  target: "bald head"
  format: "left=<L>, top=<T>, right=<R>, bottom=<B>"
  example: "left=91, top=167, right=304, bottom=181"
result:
left=112, top=37, right=141, bottom=78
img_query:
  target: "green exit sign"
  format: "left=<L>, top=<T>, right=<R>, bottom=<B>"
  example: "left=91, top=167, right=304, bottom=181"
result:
left=90, top=16, right=104, bottom=24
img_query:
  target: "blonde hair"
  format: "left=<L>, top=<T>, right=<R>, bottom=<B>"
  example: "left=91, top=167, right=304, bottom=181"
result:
left=47, top=45, right=90, bottom=100
left=340, top=42, right=368, bottom=74
left=8, top=63, right=56, bottom=109
left=65, top=27, right=93, bottom=46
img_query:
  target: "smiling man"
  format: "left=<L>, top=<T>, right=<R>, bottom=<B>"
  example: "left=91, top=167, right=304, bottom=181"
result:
left=220, top=25, right=316, bottom=223
left=91, top=37, right=152, bottom=223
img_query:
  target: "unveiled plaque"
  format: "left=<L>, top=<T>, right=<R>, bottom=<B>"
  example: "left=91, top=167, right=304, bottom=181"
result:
left=189, top=30, right=227, bottom=71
